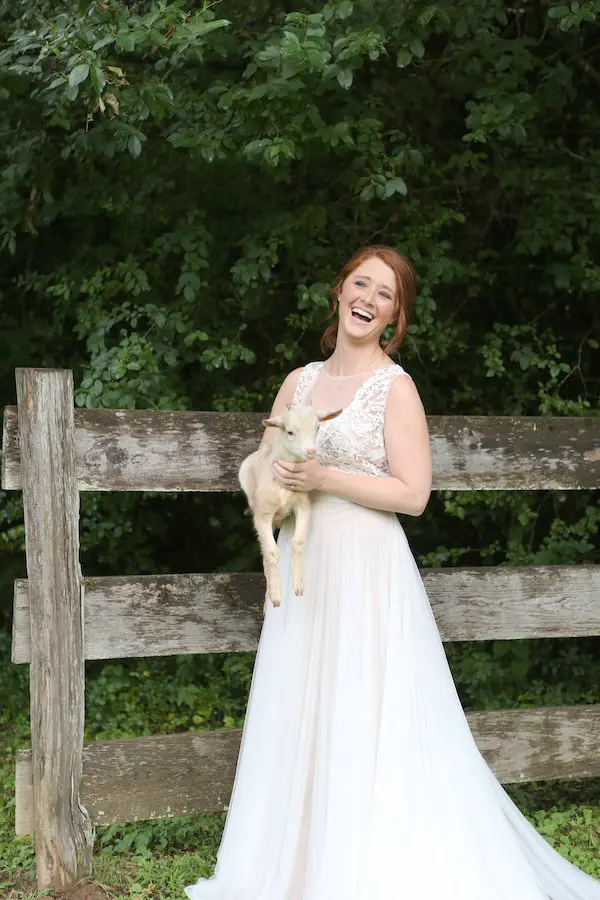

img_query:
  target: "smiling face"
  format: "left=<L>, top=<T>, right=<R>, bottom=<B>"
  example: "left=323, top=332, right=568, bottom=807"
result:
left=337, top=255, right=398, bottom=347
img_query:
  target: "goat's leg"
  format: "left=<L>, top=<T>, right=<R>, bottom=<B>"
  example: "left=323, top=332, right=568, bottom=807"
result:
left=254, top=515, right=282, bottom=613
left=292, top=498, right=311, bottom=597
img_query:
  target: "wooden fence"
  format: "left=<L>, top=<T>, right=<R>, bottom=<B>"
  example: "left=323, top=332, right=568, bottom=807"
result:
left=3, top=367, right=600, bottom=890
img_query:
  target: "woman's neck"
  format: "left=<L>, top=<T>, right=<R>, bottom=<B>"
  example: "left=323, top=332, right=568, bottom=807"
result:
left=324, top=344, right=390, bottom=377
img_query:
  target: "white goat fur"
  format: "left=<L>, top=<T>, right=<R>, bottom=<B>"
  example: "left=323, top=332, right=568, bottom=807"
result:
left=239, top=405, right=342, bottom=614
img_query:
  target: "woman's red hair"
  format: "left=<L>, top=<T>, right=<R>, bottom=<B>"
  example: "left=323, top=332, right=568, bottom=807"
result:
left=320, top=245, right=416, bottom=356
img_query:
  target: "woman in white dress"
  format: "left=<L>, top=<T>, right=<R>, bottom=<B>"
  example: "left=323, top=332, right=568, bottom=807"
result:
left=185, top=246, right=600, bottom=900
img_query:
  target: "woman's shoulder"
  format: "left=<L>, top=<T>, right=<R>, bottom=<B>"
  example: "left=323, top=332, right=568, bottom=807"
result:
left=275, top=363, right=314, bottom=404
left=285, top=361, right=323, bottom=386
left=372, top=361, right=412, bottom=385
left=381, top=358, right=408, bottom=373
left=300, top=360, right=325, bottom=373
left=280, top=362, right=324, bottom=407
left=386, top=363, right=423, bottom=409
left=367, top=363, right=417, bottom=409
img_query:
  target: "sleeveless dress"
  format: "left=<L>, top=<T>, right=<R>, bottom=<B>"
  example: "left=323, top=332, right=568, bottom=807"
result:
left=185, top=362, right=600, bottom=900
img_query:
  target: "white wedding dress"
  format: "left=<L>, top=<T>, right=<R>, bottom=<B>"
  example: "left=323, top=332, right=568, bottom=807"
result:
left=185, top=361, right=600, bottom=900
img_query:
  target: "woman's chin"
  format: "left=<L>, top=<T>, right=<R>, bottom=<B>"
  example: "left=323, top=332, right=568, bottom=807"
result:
left=341, top=321, right=379, bottom=343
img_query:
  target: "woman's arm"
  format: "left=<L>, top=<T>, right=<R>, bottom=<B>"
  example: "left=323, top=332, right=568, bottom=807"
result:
left=273, top=374, right=432, bottom=516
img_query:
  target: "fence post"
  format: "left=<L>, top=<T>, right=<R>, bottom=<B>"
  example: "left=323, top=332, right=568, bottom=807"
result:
left=15, top=368, right=92, bottom=890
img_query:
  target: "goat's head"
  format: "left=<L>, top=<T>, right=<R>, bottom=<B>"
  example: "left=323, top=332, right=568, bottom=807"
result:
left=262, top=405, right=343, bottom=461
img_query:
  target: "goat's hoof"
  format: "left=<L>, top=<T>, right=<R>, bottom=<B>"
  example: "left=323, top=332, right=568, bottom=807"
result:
left=293, top=576, right=305, bottom=596
left=264, top=594, right=281, bottom=612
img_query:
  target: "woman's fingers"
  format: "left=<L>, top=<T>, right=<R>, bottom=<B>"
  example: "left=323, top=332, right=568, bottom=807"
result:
left=275, top=460, right=299, bottom=474
left=273, top=461, right=296, bottom=487
left=272, top=461, right=305, bottom=490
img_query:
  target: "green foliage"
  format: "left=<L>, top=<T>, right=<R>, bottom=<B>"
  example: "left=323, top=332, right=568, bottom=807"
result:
left=1, top=0, right=599, bottom=418
left=446, top=637, right=600, bottom=711
left=0, top=633, right=36, bottom=882
left=531, top=806, right=600, bottom=878
left=97, top=813, right=223, bottom=858
left=85, top=652, right=254, bottom=739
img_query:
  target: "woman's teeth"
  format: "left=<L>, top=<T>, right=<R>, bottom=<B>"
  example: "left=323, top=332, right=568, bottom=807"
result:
left=351, top=307, right=373, bottom=323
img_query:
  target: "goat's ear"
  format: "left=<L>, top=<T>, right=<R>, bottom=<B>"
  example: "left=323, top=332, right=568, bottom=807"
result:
left=262, top=416, right=283, bottom=429
left=317, top=408, right=343, bottom=422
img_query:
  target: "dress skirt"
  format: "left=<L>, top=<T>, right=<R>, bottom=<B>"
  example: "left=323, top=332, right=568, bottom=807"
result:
left=184, top=494, right=600, bottom=900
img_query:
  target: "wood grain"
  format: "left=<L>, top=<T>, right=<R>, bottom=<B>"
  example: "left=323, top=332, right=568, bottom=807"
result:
left=15, top=369, right=93, bottom=889
left=3, top=405, right=600, bottom=492
left=11, top=564, right=600, bottom=665
left=15, top=704, right=600, bottom=835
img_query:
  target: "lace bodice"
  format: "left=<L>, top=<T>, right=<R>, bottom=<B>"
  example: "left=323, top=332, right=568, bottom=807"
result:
left=291, top=361, right=411, bottom=477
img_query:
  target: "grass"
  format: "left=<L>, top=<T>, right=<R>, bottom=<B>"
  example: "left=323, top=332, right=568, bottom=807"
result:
left=0, top=848, right=215, bottom=899
left=2, top=772, right=600, bottom=898
left=0, top=800, right=224, bottom=898
left=1, top=805, right=599, bottom=898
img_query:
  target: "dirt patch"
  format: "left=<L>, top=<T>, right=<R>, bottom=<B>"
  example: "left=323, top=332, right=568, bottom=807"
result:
left=53, top=886, right=111, bottom=900
left=1, top=877, right=116, bottom=900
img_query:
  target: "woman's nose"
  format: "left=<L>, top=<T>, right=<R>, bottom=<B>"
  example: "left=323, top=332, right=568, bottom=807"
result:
left=363, top=288, right=376, bottom=306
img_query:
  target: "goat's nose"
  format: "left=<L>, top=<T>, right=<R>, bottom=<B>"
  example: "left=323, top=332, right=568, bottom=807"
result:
left=307, top=448, right=316, bottom=459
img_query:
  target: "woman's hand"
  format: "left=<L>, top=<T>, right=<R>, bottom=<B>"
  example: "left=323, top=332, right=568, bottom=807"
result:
left=273, top=458, right=327, bottom=493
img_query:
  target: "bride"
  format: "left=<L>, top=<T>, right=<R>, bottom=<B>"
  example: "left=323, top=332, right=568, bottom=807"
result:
left=185, top=246, right=600, bottom=900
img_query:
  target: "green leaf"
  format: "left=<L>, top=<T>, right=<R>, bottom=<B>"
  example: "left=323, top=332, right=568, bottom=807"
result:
left=47, top=76, right=67, bottom=91
left=128, top=135, right=142, bottom=157
left=116, top=32, right=135, bottom=52
left=90, top=64, right=106, bottom=94
left=188, top=17, right=231, bottom=37
left=68, top=64, right=90, bottom=87
left=384, top=177, right=408, bottom=197
left=418, top=7, right=436, bottom=27
left=396, top=48, right=412, bottom=68
left=410, top=39, right=425, bottom=59
left=337, top=68, right=353, bottom=90
left=337, top=1, right=354, bottom=19
left=547, top=5, right=570, bottom=18
left=93, top=35, right=115, bottom=51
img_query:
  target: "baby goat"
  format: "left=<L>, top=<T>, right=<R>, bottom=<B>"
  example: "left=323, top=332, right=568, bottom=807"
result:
left=239, top=405, right=342, bottom=614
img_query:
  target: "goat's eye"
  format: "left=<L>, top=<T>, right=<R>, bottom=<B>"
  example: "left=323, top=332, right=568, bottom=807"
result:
left=286, top=430, right=294, bottom=436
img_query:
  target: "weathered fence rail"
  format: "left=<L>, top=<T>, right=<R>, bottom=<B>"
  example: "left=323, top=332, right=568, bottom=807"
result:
left=3, top=367, right=600, bottom=890
left=14, top=704, right=600, bottom=835
left=11, top=565, right=600, bottom=664
left=4, top=403, right=600, bottom=492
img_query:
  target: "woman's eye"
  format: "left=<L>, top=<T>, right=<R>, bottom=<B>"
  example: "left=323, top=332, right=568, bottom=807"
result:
left=355, top=280, right=366, bottom=287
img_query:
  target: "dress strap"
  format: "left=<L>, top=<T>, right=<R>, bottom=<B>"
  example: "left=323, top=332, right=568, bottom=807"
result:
left=292, top=362, right=323, bottom=406
left=357, top=365, right=411, bottom=430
